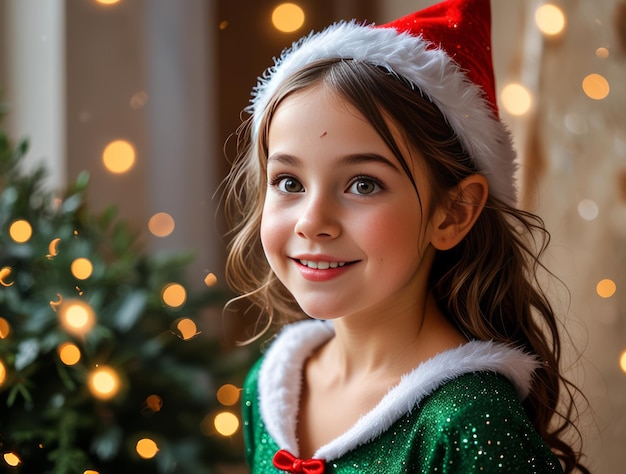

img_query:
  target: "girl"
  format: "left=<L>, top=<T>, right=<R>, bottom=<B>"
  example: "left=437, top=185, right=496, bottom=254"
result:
left=224, top=0, right=589, bottom=472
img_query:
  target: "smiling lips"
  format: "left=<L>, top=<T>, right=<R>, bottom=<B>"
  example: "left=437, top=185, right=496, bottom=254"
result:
left=293, top=258, right=357, bottom=282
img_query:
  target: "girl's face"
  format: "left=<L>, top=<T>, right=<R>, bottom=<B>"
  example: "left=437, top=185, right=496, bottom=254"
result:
left=260, top=84, right=439, bottom=321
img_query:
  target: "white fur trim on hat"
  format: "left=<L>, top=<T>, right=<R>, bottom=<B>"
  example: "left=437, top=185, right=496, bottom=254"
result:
left=248, top=21, right=518, bottom=205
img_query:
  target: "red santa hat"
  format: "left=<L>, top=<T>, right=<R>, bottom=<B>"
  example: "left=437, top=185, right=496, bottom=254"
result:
left=249, top=0, right=518, bottom=205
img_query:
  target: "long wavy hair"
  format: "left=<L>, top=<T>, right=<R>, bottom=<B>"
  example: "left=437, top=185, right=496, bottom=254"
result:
left=223, top=59, right=589, bottom=473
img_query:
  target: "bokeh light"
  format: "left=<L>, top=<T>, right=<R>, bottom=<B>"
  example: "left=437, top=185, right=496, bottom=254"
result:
left=596, top=279, right=617, bottom=299
left=102, top=139, right=136, bottom=174
left=578, top=199, right=599, bottom=221
left=88, top=366, right=121, bottom=400
left=272, top=3, right=305, bottom=33
left=59, top=299, right=96, bottom=336
left=535, top=4, right=566, bottom=36
left=47, top=237, right=61, bottom=259
left=9, top=219, right=33, bottom=243
left=84, top=470, right=100, bottom=474
left=204, top=272, right=218, bottom=287
left=595, top=47, right=609, bottom=59
left=620, top=350, right=626, bottom=374
left=148, top=212, right=175, bottom=237
left=71, top=258, right=94, bottom=280
left=136, top=438, right=159, bottom=459
left=58, top=342, right=82, bottom=366
left=130, top=91, right=148, bottom=109
left=145, top=394, right=163, bottom=413
left=0, top=318, right=10, bottom=338
left=174, top=318, right=199, bottom=340
left=501, top=83, right=532, bottom=116
left=582, top=74, right=610, bottom=100
left=95, top=0, right=121, bottom=5
left=162, top=283, right=186, bottom=308
left=217, top=384, right=240, bottom=406
left=0, top=267, right=13, bottom=287
left=0, top=360, right=6, bottom=385
left=214, top=412, right=240, bottom=436
left=3, top=452, right=21, bottom=467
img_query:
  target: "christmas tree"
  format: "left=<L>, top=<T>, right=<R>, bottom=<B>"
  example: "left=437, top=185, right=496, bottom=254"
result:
left=0, top=113, right=250, bottom=473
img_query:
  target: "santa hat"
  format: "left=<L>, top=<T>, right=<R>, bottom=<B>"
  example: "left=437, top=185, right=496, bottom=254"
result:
left=248, top=0, right=518, bottom=205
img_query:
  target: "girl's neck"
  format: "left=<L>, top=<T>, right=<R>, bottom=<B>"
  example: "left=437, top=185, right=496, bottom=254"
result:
left=318, top=293, right=466, bottom=382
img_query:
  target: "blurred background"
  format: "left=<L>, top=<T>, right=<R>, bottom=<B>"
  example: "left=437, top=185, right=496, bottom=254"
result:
left=0, top=0, right=624, bottom=472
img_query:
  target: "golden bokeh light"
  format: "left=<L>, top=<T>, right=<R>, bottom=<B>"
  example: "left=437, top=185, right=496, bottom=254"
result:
left=88, top=366, right=121, bottom=400
left=71, top=258, right=94, bottom=280
left=0, top=266, right=15, bottom=287
left=535, top=4, right=566, bottom=36
left=582, top=73, right=610, bottom=100
left=148, top=212, right=175, bottom=237
left=136, top=438, right=159, bottom=459
left=272, top=3, right=305, bottom=33
left=84, top=471, right=100, bottom=474
left=95, top=0, right=121, bottom=5
left=58, top=342, right=82, bottom=366
left=620, top=350, right=626, bottom=374
left=3, top=452, right=21, bottom=466
left=214, top=411, right=240, bottom=436
left=102, top=139, right=136, bottom=174
left=204, top=272, right=217, bottom=287
left=47, top=237, right=61, bottom=259
left=9, top=219, right=33, bottom=243
left=596, top=279, right=617, bottom=299
left=50, top=293, right=63, bottom=312
left=59, top=299, right=96, bottom=336
left=145, top=394, right=163, bottom=413
left=175, top=318, right=199, bottom=340
left=595, top=47, right=609, bottom=59
left=0, top=318, right=10, bottom=339
left=501, top=83, right=532, bottom=116
left=217, top=384, right=240, bottom=406
left=162, top=283, right=186, bottom=308
left=0, top=360, right=6, bottom=385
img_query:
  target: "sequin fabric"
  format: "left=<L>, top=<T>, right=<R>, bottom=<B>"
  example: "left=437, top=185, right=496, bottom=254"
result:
left=242, top=363, right=562, bottom=473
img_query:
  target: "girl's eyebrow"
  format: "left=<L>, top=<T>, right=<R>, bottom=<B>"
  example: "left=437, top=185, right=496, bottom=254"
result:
left=267, top=152, right=401, bottom=172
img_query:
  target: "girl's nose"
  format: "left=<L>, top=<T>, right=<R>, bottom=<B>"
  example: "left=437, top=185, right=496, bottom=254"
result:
left=294, top=194, right=341, bottom=240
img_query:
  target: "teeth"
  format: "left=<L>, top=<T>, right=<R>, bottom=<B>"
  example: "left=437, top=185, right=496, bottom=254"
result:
left=299, top=259, right=346, bottom=269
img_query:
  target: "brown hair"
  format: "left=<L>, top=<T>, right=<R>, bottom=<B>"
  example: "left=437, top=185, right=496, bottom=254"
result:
left=224, top=59, right=589, bottom=473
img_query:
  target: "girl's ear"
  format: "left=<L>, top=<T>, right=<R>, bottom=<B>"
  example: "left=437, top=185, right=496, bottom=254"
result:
left=430, top=174, right=488, bottom=251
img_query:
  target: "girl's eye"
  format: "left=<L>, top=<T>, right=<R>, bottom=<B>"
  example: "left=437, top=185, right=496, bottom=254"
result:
left=275, top=176, right=304, bottom=193
left=348, top=178, right=381, bottom=195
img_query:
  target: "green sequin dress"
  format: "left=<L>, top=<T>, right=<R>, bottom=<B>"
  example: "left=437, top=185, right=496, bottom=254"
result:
left=242, top=320, right=563, bottom=473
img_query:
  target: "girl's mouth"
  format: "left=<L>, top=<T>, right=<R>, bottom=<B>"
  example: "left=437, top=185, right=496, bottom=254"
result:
left=297, top=259, right=347, bottom=270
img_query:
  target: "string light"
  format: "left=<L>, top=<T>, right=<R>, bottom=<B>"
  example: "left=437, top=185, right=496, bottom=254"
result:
left=58, top=299, right=96, bottom=336
left=620, top=350, right=626, bottom=374
left=136, top=438, right=159, bottom=459
left=71, top=258, right=94, bottom=280
left=88, top=365, right=121, bottom=400
left=148, top=212, right=175, bottom=237
left=216, top=384, right=240, bottom=406
left=204, top=272, right=217, bottom=287
left=58, top=342, right=82, bottom=366
left=596, top=279, right=617, bottom=298
left=0, top=360, right=7, bottom=385
left=3, top=452, right=21, bottom=467
left=95, top=0, right=121, bottom=5
left=174, top=318, right=199, bottom=340
left=501, top=83, right=532, bottom=116
left=9, top=219, right=32, bottom=243
left=213, top=412, right=240, bottom=436
left=162, top=283, right=186, bottom=309
left=0, top=267, right=13, bottom=287
left=47, top=237, right=61, bottom=259
left=535, top=4, right=566, bottom=36
left=272, top=3, right=305, bottom=33
left=0, top=318, right=10, bottom=338
left=84, top=470, right=100, bottom=474
left=582, top=73, right=610, bottom=100
left=102, top=139, right=136, bottom=174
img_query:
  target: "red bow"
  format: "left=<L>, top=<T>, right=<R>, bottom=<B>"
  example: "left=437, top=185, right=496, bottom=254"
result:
left=272, top=449, right=325, bottom=474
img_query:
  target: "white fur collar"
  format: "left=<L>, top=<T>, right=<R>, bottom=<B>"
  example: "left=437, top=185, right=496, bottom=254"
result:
left=258, top=319, right=539, bottom=460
